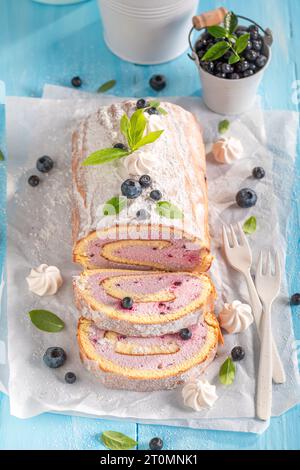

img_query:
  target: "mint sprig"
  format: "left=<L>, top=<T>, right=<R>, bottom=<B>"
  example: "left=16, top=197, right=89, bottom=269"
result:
left=219, top=357, right=236, bottom=385
left=202, top=11, right=250, bottom=65
left=82, top=108, right=164, bottom=166
left=103, top=196, right=127, bottom=216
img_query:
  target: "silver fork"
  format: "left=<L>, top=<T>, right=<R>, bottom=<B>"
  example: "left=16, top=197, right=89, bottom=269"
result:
left=255, top=250, right=281, bottom=420
left=222, top=223, right=285, bottom=384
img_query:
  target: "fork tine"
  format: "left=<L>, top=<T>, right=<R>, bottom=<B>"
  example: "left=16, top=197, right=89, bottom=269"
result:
left=267, top=250, right=273, bottom=276
left=237, top=222, right=249, bottom=247
left=274, top=251, right=281, bottom=277
left=230, top=224, right=238, bottom=247
left=257, top=250, right=263, bottom=276
left=222, top=225, right=231, bottom=251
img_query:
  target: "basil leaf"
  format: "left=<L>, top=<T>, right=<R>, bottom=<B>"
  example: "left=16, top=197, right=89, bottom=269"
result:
left=0, top=150, right=4, bottom=161
left=97, top=80, right=116, bottom=93
left=243, top=216, right=257, bottom=234
left=224, top=11, right=238, bottom=34
left=101, top=431, right=137, bottom=450
left=228, top=53, right=241, bottom=65
left=82, top=148, right=129, bottom=166
left=235, top=33, right=251, bottom=54
left=29, top=310, right=65, bottom=333
left=103, top=196, right=127, bottom=216
left=202, top=41, right=230, bottom=62
left=157, top=107, right=168, bottom=115
left=130, top=109, right=147, bottom=146
left=219, top=357, right=236, bottom=385
left=156, top=201, right=183, bottom=220
left=207, top=25, right=227, bottom=39
left=133, top=130, right=164, bottom=151
left=120, top=114, right=131, bottom=146
left=218, top=119, right=230, bottom=134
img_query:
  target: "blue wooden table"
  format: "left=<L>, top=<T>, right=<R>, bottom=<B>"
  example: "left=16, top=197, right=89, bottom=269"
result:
left=0, top=0, right=299, bottom=450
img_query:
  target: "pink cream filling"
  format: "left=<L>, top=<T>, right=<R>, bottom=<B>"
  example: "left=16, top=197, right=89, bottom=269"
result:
left=87, top=238, right=201, bottom=269
left=88, top=321, right=208, bottom=370
left=87, top=271, right=206, bottom=319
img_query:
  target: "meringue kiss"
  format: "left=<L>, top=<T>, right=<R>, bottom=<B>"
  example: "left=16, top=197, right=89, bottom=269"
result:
left=26, top=264, right=63, bottom=296
left=219, top=300, right=253, bottom=334
left=212, top=137, right=244, bottom=164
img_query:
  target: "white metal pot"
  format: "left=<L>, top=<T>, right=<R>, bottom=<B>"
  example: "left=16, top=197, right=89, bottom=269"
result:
left=97, top=0, right=198, bottom=64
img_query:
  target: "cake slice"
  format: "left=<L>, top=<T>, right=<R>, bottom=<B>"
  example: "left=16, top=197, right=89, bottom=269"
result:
left=72, top=100, right=212, bottom=272
left=77, top=312, right=219, bottom=391
left=73, top=269, right=216, bottom=337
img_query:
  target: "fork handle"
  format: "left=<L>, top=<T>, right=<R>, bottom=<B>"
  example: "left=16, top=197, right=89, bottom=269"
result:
left=244, top=270, right=286, bottom=384
left=257, top=302, right=273, bottom=420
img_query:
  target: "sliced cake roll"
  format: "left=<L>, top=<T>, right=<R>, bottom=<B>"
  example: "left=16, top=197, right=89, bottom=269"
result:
left=77, top=312, right=219, bottom=391
left=73, top=269, right=216, bottom=337
left=72, top=100, right=212, bottom=272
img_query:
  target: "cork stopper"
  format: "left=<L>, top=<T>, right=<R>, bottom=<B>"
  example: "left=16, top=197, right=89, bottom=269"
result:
left=192, top=7, right=228, bottom=30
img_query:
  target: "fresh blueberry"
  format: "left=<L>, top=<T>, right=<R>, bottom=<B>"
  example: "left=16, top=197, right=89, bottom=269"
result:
left=252, top=167, right=265, bottom=179
left=149, top=437, right=163, bottom=451
left=114, top=143, right=127, bottom=150
left=215, top=62, right=224, bottom=74
left=195, top=39, right=206, bottom=52
left=221, top=63, right=234, bottom=74
left=43, top=347, right=66, bottom=369
left=65, top=372, right=77, bottom=384
left=256, top=55, right=268, bottom=68
left=216, top=73, right=227, bottom=79
left=245, top=41, right=253, bottom=51
left=229, top=73, right=240, bottom=80
left=121, top=179, right=142, bottom=199
left=121, top=297, right=133, bottom=309
left=150, top=190, right=162, bottom=201
left=252, top=39, right=263, bottom=52
left=248, top=25, right=259, bottom=40
left=243, top=69, right=255, bottom=78
left=291, top=293, right=300, bottom=306
left=236, top=188, right=258, bottom=208
left=149, top=74, right=166, bottom=91
left=248, top=63, right=257, bottom=72
left=139, top=174, right=152, bottom=188
left=231, top=346, right=245, bottom=362
left=36, top=155, right=54, bottom=173
left=223, top=51, right=232, bottom=61
left=146, top=107, right=159, bottom=115
left=197, top=50, right=206, bottom=61
left=136, top=98, right=147, bottom=109
left=28, top=175, right=40, bottom=187
left=71, top=76, right=82, bottom=88
left=245, top=50, right=259, bottom=62
left=235, top=60, right=250, bottom=73
left=136, top=209, right=149, bottom=220
left=179, top=328, right=192, bottom=340
left=201, top=61, right=214, bottom=74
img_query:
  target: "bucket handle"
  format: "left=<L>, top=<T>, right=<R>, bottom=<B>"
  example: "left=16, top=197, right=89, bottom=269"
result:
left=188, top=8, right=273, bottom=61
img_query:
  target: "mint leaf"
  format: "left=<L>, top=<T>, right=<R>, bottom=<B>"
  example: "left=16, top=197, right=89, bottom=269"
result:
left=130, top=109, right=147, bottom=146
left=97, top=80, right=116, bottom=93
left=82, top=148, right=129, bottom=166
left=219, top=357, right=236, bottom=385
left=120, top=114, right=131, bottom=146
left=133, top=130, right=164, bottom=151
left=202, top=41, right=230, bottom=62
left=101, top=431, right=137, bottom=450
left=156, top=201, right=183, bottom=220
left=228, top=53, right=240, bottom=65
left=157, top=107, right=168, bottom=115
left=29, top=310, right=65, bottom=333
left=224, top=11, right=238, bottom=34
left=148, top=100, right=160, bottom=108
left=243, top=216, right=257, bottom=234
left=235, top=33, right=251, bottom=54
left=218, top=119, right=230, bottom=134
left=207, top=25, right=227, bottom=39
left=103, top=196, right=127, bottom=216
left=0, top=150, right=4, bottom=161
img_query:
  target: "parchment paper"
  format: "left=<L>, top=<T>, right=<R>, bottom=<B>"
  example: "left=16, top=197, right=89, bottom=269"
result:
left=4, top=87, right=300, bottom=433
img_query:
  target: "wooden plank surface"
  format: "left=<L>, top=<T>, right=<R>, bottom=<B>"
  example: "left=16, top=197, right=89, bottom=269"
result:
left=0, top=0, right=299, bottom=450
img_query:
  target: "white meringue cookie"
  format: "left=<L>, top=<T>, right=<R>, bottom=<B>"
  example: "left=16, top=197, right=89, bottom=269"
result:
left=183, top=379, right=218, bottom=411
left=219, top=300, right=253, bottom=334
left=26, top=264, right=63, bottom=296
left=212, top=137, right=244, bottom=164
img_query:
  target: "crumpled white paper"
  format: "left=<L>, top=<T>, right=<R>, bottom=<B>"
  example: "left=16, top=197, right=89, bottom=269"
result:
left=3, top=85, right=300, bottom=434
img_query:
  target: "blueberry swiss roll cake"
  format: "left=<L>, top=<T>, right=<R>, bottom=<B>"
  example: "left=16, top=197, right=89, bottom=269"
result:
left=72, top=100, right=212, bottom=272
left=73, top=269, right=216, bottom=337
left=77, top=311, right=219, bottom=391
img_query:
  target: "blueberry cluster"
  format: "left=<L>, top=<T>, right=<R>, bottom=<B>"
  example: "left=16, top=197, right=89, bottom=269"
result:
left=28, top=155, right=54, bottom=187
left=121, top=174, right=162, bottom=220
left=196, top=25, right=267, bottom=80
left=136, top=98, right=159, bottom=115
